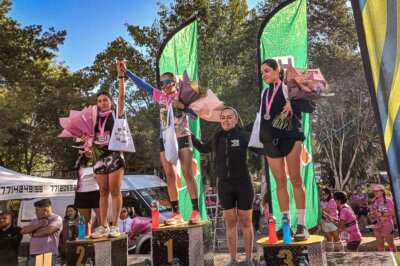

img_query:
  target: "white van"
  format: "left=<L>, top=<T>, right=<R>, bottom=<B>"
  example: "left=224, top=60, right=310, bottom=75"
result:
left=17, top=174, right=172, bottom=255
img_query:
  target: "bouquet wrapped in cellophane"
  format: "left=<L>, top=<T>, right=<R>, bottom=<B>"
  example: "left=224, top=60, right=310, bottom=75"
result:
left=59, top=105, right=103, bottom=160
left=178, top=70, right=224, bottom=122
left=284, top=65, right=334, bottom=101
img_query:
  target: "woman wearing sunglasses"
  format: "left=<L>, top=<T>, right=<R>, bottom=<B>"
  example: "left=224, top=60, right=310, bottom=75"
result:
left=369, top=184, right=396, bottom=252
left=320, top=188, right=343, bottom=251
left=120, top=63, right=200, bottom=225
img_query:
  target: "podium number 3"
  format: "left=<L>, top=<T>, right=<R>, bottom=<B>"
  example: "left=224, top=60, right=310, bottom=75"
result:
left=76, top=246, right=85, bottom=266
left=164, top=239, right=173, bottom=262
left=278, top=249, right=294, bottom=266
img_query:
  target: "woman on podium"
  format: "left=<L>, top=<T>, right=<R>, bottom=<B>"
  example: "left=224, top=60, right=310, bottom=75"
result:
left=191, top=107, right=261, bottom=266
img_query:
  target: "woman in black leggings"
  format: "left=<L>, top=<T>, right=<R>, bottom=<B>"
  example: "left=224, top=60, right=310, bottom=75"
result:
left=191, top=107, right=260, bottom=266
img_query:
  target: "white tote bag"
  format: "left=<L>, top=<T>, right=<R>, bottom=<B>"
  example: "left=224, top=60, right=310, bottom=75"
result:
left=162, top=103, right=179, bottom=164
left=248, top=90, right=266, bottom=148
left=108, top=103, right=136, bottom=153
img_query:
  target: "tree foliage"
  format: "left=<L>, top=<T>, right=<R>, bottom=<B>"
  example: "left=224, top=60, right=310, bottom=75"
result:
left=0, top=0, right=384, bottom=190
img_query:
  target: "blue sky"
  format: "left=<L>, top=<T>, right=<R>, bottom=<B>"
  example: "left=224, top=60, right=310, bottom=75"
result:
left=9, top=0, right=259, bottom=71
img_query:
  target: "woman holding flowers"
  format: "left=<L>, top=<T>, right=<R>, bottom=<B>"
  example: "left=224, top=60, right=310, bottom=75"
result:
left=259, top=58, right=315, bottom=241
left=84, top=61, right=126, bottom=239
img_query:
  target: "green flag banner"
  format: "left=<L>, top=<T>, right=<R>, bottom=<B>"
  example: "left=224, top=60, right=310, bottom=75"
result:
left=156, top=18, right=207, bottom=221
left=258, top=0, right=321, bottom=229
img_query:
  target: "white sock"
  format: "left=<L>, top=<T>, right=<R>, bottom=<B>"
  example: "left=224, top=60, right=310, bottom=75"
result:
left=297, top=209, right=306, bottom=226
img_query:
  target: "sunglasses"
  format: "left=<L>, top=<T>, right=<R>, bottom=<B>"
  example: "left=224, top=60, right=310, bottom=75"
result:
left=373, top=190, right=384, bottom=192
left=160, top=79, right=174, bottom=86
left=121, top=210, right=127, bottom=213
left=321, top=193, right=327, bottom=196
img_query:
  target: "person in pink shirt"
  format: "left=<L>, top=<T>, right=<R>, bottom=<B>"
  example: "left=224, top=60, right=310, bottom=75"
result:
left=369, top=184, right=396, bottom=252
left=320, top=188, right=343, bottom=251
left=121, top=63, right=200, bottom=225
left=333, top=191, right=362, bottom=252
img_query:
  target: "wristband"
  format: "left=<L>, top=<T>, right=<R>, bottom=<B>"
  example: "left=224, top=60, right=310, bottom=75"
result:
left=118, top=76, right=124, bottom=79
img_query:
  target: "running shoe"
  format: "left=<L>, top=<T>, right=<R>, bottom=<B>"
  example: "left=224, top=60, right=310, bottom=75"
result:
left=227, top=259, right=238, bottom=266
left=243, top=258, right=254, bottom=266
left=90, top=226, right=110, bottom=239
left=164, top=212, right=184, bottom=225
left=188, top=210, right=200, bottom=225
left=108, top=226, right=121, bottom=238
left=294, top=224, right=309, bottom=241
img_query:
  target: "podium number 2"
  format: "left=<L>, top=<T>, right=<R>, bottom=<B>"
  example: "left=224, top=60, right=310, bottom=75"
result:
left=278, top=249, right=294, bottom=266
left=76, top=246, right=85, bottom=266
left=164, top=239, right=173, bottom=262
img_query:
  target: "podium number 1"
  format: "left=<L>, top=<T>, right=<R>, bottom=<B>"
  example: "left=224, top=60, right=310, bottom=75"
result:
left=164, top=239, right=173, bottom=262
left=76, top=246, right=85, bottom=266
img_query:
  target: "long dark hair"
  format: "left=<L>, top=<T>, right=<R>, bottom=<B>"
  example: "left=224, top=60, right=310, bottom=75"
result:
left=64, top=204, right=79, bottom=220
left=333, top=191, right=347, bottom=205
left=321, top=188, right=332, bottom=202
left=372, top=190, right=387, bottom=205
left=96, top=91, right=114, bottom=109
left=261, top=58, right=285, bottom=81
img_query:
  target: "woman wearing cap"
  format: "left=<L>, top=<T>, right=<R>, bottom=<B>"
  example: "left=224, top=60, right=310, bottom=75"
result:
left=333, top=191, right=362, bottom=252
left=259, top=59, right=316, bottom=241
left=191, top=107, right=262, bottom=266
left=369, top=184, right=396, bottom=252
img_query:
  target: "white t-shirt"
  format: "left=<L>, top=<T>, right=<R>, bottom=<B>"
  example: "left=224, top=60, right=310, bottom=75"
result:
left=76, top=166, right=99, bottom=192
left=118, top=217, right=133, bottom=234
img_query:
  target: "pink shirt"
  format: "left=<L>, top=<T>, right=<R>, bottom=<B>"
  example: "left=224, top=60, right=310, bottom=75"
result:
left=152, top=89, right=190, bottom=138
left=339, top=204, right=362, bottom=243
left=321, top=198, right=337, bottom=222
left=371, top=197, right=394, bottom=226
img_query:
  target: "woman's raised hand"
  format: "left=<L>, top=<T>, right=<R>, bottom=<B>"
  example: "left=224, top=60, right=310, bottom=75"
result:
left=117, top=60, right=127, bottom=75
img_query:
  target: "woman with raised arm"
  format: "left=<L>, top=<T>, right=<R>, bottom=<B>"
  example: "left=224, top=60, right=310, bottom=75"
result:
left=192, top=107, right=260, bottom=266
left=120, top=64, right=200, bottom=225
left=85, top=61, right=126, bottom=238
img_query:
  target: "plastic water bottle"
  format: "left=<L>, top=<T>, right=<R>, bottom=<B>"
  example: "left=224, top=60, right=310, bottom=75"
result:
left=259, top=255, right=267, bottom=266
left=78, top=216, right=86, bottom=240
left=282, top=213, right=292, bottom=244
left=268, top=216, right=277, bottom=244
left=85, top=257, right=94, bottom=266
left=298, top=255, right=309, bottom=266
left=144, top=258, right=151, bottom=265
left=68, top=218, right=77, bottom=241
left=171, top=257, right=180, bottom=266
left=151, top=200, right=159, bottom=229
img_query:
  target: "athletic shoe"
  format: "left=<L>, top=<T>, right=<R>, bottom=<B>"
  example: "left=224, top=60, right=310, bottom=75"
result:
left=227, top=259, right=238, bottom=266
left=294, top=224, right=309, bottom=241
left=164, top=212, right=184, bottom=225
left=276, top=227, right=295, bottom=240
left=188, top=210, right=200, bottom=225
left=90, top=226, right=110, bottom=239
left=243, top=258, right=254, bottom=266
left=108, top=226, right=121, bottom=238
left=256, top=230, right=262, bottom=235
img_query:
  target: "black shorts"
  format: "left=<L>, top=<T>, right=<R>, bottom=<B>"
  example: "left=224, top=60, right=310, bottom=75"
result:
left=354, top=207, right=369, bottom=217
left=93, top=151, right=125, bottom=175
left=217, top=177, right=254, bottom=210
left=159, top=135, right=193, bottom=152
left=263, top=138, right=298, bottom=158
left=74, top=190, right=100, bottom=209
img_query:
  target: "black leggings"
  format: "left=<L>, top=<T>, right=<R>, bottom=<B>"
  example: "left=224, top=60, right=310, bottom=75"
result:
left=217, top=177, right=254, bottom=210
